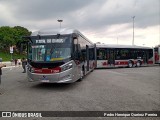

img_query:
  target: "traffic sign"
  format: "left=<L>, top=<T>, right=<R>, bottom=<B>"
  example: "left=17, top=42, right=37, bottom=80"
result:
left=10, top=46, right=13, bottom=53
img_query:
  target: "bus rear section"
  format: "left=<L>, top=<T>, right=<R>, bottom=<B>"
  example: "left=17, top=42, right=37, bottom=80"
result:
left=154, top=45, right=160, bottom=64
left=96, top=44, right=154, bottom=68
left=26, top=28, right=95, bottom=83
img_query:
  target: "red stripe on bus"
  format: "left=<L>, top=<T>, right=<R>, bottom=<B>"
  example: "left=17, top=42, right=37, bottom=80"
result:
left=34, top=67, right=61, bottom=74
left=115, top=61, right=128, bottom=65
left=147, top=61, right=153, bottom=64
left=102, top=62, right=108, bottom=66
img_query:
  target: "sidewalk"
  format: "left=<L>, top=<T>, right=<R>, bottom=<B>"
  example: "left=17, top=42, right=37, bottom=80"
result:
left=0, top=61, right=23, bottom=67
left=0, top=61, right=23, bottom=69
left=0, top=61, right=14, bottom=66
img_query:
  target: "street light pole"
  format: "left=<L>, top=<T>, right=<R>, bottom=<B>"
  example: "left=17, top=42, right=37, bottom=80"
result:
left=132, top=16, right=135, bottom=46
left=57, top=19, right=63, bottom=28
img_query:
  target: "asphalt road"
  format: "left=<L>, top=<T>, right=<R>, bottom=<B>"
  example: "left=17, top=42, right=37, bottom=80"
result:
left=0, top=66, right=159, bottom=120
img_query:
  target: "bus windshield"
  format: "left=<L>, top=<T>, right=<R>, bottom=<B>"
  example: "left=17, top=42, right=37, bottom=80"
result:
left=28, top=35, right=72, bottom=62
left=30, top=44, right=71, bottom=62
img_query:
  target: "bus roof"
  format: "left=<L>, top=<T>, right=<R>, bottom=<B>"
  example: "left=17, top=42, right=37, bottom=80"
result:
left=31, top=28, right=81, bottom=36
left=31, top=28, right=93, bottom=44
left=96, top=44, right=152, bottom=49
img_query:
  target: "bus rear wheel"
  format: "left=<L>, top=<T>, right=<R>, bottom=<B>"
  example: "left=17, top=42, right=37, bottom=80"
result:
left=128, top=61, right=133, bottom=68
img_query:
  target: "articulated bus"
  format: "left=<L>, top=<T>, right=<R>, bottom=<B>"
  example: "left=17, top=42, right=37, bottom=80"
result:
left=96, top=44, right=154, bottom=68
left=25, top=28, right=96, bottom=83
left=154, top=45, right=160, bottom=64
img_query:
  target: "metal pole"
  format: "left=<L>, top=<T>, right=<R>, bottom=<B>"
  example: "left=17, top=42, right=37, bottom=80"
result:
left=11, top=53, right=12, bottom=60
left=57, top=20, right=63, bottom=29
left=11, top=53, right=12, bottom=66
left=132, top=16, right=135, bottom=45
left=159, top=0, right=160, bottom=45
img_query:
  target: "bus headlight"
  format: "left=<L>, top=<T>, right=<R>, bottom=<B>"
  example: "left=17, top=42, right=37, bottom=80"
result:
left=30, top=68, right=35, bottom=73
left=61, top=63, right=73, bottom=72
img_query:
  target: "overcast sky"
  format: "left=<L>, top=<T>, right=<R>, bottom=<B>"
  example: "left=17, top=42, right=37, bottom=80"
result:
left=0, top=0, right=159, bottom=47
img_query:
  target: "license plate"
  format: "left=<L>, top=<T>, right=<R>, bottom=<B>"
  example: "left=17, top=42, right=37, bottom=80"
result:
left=41, top=75, right=49, bottom=82
left=41, top=80, right=49, bottom=82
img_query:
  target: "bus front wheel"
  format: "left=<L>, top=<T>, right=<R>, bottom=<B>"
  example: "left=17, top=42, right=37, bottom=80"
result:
left=136, top=61, right=141, bottom=67
left=77, top=67, right=85, bottom=82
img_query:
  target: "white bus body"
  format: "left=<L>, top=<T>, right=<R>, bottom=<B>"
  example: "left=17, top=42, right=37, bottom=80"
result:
left=96, top=44, right=154, bottom=68
left=154, top=45, right=160, bottom=64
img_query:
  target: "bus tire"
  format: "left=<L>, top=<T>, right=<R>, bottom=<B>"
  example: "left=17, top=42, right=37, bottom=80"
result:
left=136, top=61, right=141, bottom=67
left=77, top=67, right=85, bottom=82
left=128, top=61, right=133, bottom=68
left=77, top=77, right=82, bottom=82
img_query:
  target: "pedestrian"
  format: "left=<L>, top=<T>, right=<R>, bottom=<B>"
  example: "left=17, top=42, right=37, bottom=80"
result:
left=21, top=58, right=27, bottom=73
left=15, top=58, right=18, bottom=66
left=18, top=58, right=21, bottom=66
left=0, top=64, right=6, bottom=84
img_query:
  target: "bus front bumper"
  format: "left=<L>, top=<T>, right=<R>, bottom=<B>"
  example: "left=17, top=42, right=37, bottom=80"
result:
left=27, top=69, right=75, bottom=83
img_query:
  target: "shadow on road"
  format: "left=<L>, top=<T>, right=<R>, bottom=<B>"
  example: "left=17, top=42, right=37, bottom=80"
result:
left=95, top=65, right=159, bottom=70
left=30, top=82, right=79, bottom=91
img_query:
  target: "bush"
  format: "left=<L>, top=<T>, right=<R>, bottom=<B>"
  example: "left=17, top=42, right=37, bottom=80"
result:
left=0, top=51, right=26, bottom=61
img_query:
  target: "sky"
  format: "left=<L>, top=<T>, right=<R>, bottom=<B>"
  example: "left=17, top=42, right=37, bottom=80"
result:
left=0, top=0, right=159, bottom=47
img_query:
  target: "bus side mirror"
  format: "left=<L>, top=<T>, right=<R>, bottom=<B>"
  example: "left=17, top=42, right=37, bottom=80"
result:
left=73, top=44, right=81, bottom=52
left=72, top=50, right=81, bottom=61
left=76, top=44, right=81, bottom=51
left=71, top=53, right=74, bottom=59
left=71, top=52, right=78, bottom=60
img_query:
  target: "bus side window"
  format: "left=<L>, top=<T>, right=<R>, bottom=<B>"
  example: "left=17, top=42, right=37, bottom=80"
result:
left=97, top=49, right=106, bottom=60
left=116, top=49, right=120, bottom=60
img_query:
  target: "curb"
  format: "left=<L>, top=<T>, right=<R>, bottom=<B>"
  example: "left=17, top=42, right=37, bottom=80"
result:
left=2, top=66, right=20, bottom=69
left=1, top=61, right=19, bottom=67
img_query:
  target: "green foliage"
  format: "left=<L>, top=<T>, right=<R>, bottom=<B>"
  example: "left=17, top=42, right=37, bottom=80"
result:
left=0, top=26, right=31, bottom=52
left=0, top=52, right=26, bottom=61
left=0, top=26, right=14, bottom=49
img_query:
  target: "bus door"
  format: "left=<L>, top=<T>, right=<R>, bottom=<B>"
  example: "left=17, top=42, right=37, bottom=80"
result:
left=73, top=38, right=81, bottom=80
left=86, top=45, right=89, bottom=72
left=142, top=50, right=148, bottom=64
left=107, top=49, right=115, bottom=66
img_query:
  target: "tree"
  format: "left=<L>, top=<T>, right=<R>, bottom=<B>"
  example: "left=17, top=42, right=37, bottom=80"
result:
left=13, top=26, right=31, bottom=53
left=0, top=26, right=15, bottom=49
left=0, top=26, right=31, bottom=53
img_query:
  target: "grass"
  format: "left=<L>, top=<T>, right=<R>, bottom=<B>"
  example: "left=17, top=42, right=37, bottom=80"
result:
left=0, top=51, right=26, bottom=61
